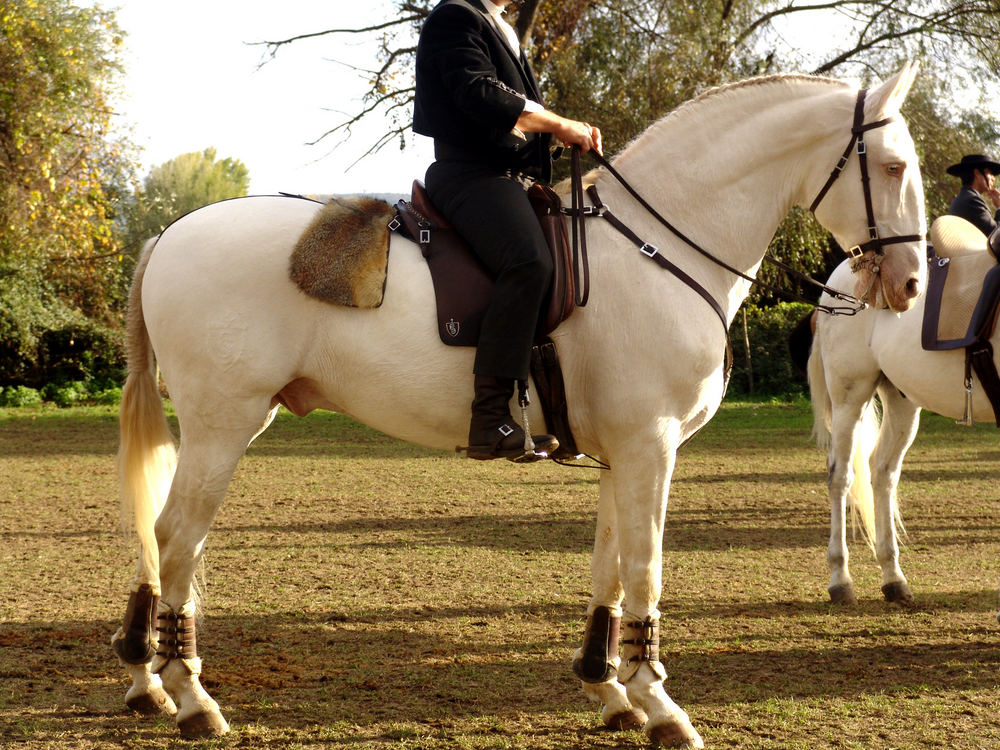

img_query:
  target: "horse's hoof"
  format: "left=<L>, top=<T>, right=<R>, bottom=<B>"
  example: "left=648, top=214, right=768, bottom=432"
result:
left=648, top=719, right=704, bottom=748
left=178, top=710, right=230, bottom=739
left=828, top=583, right=857, bottom=605
left=125, top=686, right=177, bottom=716
left=882, top=581, right=914, bottom=604
left=605, top=708, right=646, bottom=731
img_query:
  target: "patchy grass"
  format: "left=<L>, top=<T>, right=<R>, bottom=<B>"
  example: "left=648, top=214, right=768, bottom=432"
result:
left=1, top=400, right=1000, bottom=748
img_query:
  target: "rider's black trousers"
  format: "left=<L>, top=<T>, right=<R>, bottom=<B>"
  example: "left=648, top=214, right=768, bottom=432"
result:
left=425, top=159, right=553, bottom=381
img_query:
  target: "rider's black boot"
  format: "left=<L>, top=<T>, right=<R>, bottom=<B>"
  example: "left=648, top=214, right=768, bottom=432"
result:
left=465, top=375, right=558, bottom=460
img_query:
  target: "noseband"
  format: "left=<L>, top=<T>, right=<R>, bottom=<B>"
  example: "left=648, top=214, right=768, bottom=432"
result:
left=808, top=89, right=924, bottom=273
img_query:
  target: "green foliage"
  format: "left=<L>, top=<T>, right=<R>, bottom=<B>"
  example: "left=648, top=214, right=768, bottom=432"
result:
left=727, top=302, right=813, bottom=398
left=903, top=71, right=1000, bottom=223
left=0, top=0, right=137, bottom=385
left=0, top=3, right=251, bottom=389
left=41, top=380, right=88, bottom=408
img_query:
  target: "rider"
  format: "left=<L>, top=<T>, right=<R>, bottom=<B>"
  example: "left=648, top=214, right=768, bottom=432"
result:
left=946, top=153, right=1000, bottom=237
left=413, top=0, right=602, bottom=459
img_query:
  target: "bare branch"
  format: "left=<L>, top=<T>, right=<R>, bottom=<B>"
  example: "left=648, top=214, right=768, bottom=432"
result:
left=308, top=87, right=416, bottom=146
left=251, top=14, right=424, bottom=64
left=341, top=124, right=413, bottom=172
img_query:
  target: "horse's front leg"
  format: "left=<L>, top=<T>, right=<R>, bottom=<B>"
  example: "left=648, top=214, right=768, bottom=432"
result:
left=573, top=470, right=646, bottom=731
left=826, top=392, right=874, bottom=604
left=871, top=383, right=920, bottom=603
left=611, top=432, right=703, bottom=749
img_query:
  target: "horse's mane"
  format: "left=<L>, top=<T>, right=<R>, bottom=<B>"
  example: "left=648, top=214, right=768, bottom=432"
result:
left=616, top=73, right=854, bottom=161
left=555, top=73, right=855, bottom=195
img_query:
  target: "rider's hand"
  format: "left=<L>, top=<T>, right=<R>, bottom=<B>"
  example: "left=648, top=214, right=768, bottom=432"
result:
left=557, top=118, right=603, bottom=156
left=986, top=187, right=1000, bottom=209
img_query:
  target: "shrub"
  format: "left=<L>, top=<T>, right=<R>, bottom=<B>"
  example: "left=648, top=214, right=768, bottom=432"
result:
left=93, top=385, right=122, bottom=405
left=0, top=385, right=43, bottom=407
left=41, top=380, right=90, bottom=407
left=0, top=309, right=125, bottom=392
left=727, top=302, right=813, bottom=398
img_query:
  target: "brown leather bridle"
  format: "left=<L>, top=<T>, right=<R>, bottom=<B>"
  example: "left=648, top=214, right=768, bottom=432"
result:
left=808, top=88, right=925, bottom=270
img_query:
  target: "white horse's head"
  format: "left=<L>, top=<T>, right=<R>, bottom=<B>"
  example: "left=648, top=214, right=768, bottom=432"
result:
left=810, top=62, right=926, bottom=313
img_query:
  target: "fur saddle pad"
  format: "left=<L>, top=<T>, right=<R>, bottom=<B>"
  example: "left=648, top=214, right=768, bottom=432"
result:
left=922, top=215, right=999, bottom=347
left=289, top=196, right=396, bottom=308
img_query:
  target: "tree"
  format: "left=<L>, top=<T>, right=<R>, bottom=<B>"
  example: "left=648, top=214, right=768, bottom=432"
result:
left=0, top=0, right=137, bottom=386
left=121, top=148, right=251, bottom=254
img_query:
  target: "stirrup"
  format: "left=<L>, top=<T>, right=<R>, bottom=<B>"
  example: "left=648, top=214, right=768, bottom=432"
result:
left=457, top=430, right=558, bottom=461
left=507, top=447, right=551, bottom=463
left=508, top=379, right=556, bottom=462
left=457, top=379, right=558, bottom=461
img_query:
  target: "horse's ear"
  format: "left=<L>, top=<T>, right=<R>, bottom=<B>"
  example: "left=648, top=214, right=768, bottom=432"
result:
left=865, top=61, right=919, bottom=117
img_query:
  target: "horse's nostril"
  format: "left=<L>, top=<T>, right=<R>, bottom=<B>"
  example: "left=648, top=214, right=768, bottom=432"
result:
left=905, top=277, right=920, bottom=298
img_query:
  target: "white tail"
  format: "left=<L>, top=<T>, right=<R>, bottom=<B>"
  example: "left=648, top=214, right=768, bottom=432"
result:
left=807, top=322, right=877, bottom=549
left=117, top=238, right=177, bottom=585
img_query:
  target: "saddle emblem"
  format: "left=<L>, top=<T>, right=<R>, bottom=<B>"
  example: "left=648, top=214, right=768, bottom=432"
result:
left=446, top=318, right=461, bottom=337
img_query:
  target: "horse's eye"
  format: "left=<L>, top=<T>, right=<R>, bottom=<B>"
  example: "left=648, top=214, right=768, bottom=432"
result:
left=886, top=163, right=903, bottom=177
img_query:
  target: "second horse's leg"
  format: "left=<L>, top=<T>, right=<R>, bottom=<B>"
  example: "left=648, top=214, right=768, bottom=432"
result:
left=871, top=382, right=920, bottom=603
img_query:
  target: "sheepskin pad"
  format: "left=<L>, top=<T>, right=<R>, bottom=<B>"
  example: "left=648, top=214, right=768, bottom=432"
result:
left=289, top=196, right=396, bottom=308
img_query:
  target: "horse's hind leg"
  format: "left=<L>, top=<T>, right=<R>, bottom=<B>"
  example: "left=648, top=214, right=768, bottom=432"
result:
left=114, top=581, right=177, bottom=716
left=871, top=382, right=920, bottom=603
left=573, top=471, right=646, bottom=731
left=152, top=401, right=272, bottom=738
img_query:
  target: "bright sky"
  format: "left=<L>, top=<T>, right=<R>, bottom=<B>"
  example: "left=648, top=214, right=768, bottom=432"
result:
left=110, top=1, right=434, bottom=196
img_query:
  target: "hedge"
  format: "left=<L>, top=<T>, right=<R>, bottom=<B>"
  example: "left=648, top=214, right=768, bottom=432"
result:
left=727, top=301, right=813, bottom=398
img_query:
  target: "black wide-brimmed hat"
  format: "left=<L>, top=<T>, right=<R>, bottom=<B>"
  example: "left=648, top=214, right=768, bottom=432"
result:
left=946, top=153, right=1000, bottom=177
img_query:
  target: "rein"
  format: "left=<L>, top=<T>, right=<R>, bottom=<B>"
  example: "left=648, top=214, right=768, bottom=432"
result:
left=579, top=150, right=863, bottom=316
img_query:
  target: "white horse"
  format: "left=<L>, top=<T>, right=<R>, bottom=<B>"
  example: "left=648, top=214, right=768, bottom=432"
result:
left=808, top=217, right=997, bottom=606
left=113, top=66, right=926, bottom=747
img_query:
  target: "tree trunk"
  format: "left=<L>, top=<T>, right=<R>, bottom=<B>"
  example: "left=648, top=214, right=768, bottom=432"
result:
left=742, top=308, right=754, bottom=395
left=513, top=0, right=542, bottom=46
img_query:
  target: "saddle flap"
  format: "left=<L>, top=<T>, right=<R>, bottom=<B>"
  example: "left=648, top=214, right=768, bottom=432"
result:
left=922, top=245, right=1000, bottom=350
left=528, top=183, right=576, bottom=336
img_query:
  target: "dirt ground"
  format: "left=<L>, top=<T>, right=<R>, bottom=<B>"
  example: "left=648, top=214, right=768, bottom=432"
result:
left=1, top=402, right=999, bottom=749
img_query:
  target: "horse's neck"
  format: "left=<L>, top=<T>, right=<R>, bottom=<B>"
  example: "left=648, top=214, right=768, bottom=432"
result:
left=600, top=77, right=852, bottom=320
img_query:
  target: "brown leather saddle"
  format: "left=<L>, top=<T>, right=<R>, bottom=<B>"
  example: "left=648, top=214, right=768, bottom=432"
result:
left=922, top=216, right=1000, bottom=424
left=391, top=180, right=578, bottom=347
left=390, top=180, right=583, bottom=458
